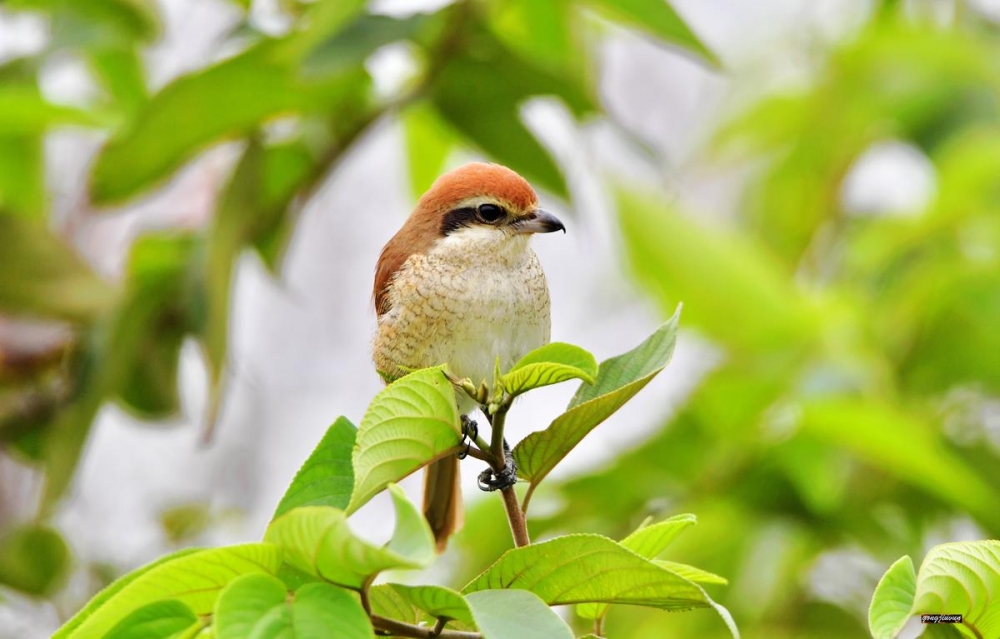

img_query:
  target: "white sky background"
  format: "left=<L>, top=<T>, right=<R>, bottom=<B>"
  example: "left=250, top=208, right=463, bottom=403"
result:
left=2, top=0, right=965, bottom=634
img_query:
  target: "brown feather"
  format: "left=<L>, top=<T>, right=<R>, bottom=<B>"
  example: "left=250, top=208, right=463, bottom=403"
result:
left=373, top=162, right=538, bottom=317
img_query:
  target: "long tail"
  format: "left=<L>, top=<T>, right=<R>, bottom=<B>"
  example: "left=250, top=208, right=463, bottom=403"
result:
left=423, top=456, right=463, bottom=551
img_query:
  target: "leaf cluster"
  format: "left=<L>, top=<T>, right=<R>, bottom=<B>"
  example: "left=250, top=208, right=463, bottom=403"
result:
left=51, top=319, right=744, bottom=638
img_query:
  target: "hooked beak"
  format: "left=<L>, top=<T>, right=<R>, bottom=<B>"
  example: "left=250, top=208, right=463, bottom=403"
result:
left=512, top=209, right=566, bottom=234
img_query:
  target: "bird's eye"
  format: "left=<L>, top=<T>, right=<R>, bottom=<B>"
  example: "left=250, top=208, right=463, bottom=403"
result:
left=477, top=203, right=505, bottom=223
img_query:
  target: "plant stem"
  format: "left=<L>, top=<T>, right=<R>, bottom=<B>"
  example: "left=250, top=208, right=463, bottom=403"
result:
left=501, top=485, right=530, bottom=547
left=371, top=615, right=481, bottom=639
left=482, top=401, right=530, bottom=547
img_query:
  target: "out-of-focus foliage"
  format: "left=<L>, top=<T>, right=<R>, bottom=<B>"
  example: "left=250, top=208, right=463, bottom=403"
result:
left=3, top=0, right=1000, bottom=636
left=528, top=6, right=1000, bottom=639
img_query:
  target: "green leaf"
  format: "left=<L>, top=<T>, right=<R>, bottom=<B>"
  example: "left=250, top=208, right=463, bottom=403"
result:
left=273, top=416, right=357, bottom=520
left=800, top=398, right=1000, bottom=532
left=218, top=580, right=372, bottom=639
left=655, top=561, right=728, bottom=586
left=282, top=582, right=373, bottom=639
left=0, top=214, right=117, bottom=322
left=403, top=101, right=458, bottom=198
left=90, top=47, right=149, bottom=119
left=389, top=584, right=473, bottom=624
left=429, top=25, right=594, bottom=198
left=465, top=534, right=738, bottom=638
left=368, top=584, right=419, bottom=624
left=501, top=342, right=597, bottom=396
left=52, top=548, right=200, bottom=639
left=0, top=135, right=44, bottom=218
left=870, top=542, right=1000, bottom=639
left=303, top=12, right=431, bottom=77
left=0, top=524, right=70, bottom=596
left=53, top=544, right=281, bottom=639
left=578, top=513, right=697, bottom=619
left=0, top=87, right=97, bottom=135
left=465, top=589, right=574, bottom=639
left=486, top=0, right=582, bottom=79
left=913, top=542, right=1000, bottom=637
left=90, top=42, right=369, bottom=204
left=513, top=310, right=679, bottom=498
left=108, top=233, right=199, bottom=418
left=265, top=484, right=435, bottom=589
left=214, top=573, right=288, bottom=639
left=7, top=0, right=159, bottom=50
left=348, top=366, right=460, bottom=513
left=869, top=556, right=917, bottom=639
left=204, top=137, right=318, bottom=391
left=104, top=600, right=200, bottom=639
left=617, top=188, right=815, bottom=353
left=581, top=0, right=717, bottom=65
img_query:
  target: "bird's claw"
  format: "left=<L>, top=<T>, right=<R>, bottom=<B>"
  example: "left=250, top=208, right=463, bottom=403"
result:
left=477, top=440, right=518, bottom=491
left=457, top=415, right=478, bottom=460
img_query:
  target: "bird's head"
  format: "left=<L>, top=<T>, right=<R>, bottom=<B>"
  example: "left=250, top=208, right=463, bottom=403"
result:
left=374, top=163, right=564, bottom=315
left=413, top=162, right=565, bottom=245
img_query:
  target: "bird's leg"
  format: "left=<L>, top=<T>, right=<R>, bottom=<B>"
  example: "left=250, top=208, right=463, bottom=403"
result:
left=476, top=439, right=518, bottom=491
left=457, top=414, right=478, bottom=460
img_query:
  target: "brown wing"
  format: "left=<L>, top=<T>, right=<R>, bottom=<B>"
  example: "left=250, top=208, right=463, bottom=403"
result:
left=373, top=212, right=439, bottom=317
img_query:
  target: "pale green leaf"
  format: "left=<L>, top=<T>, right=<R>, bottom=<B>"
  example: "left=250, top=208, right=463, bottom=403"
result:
left=578, top=513, right=697, bottom=619
left=272, top=416, right=356, bottom=519
left=513, top=311, right=679, bottom=496
left=464, top=534, right=731, bottom=619
left=912, top=542, right=1000, bottom=638
left=654, top=561, right=728, bottom=586
left=265, top=485, right=434, bottom=589
left=103, top=600, right=199, bottom=639
left=465, top=589, right=573, bottom=639
left=621, top=514, right=697, bottom=557
left=389, top=584, right=472, bottom=624
left=214, top=573, right=288, bottom=639
left=348, top=366, right=460, bottom=513
left=582, top=0, right=717, bottom=65
left=869, top=556, right=917, bottom=639
left=53, top=544, right=282, bottom=639
left=501, top=342, right=597, bottom=396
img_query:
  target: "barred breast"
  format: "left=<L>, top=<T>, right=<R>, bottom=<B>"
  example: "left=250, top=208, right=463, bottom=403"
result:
left=373, top=232, right=551, bottom=395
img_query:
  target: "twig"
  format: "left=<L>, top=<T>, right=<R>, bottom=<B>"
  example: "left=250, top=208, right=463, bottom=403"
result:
left=371, top=615, right=481, bottom=639
left=482, top=402, right=530, bottom=547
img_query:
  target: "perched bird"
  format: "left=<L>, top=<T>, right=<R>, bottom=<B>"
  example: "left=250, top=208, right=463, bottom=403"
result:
left=372, top=162, right=564, bottom=549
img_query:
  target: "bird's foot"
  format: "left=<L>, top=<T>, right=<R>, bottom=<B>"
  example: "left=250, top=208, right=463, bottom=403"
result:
left=477, top=439, right=518, bottom=491
left=457, top=415, right=478, bottom=460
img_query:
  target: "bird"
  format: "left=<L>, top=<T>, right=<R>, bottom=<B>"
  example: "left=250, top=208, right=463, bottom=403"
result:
left=372, top=162, right=564, bottom=550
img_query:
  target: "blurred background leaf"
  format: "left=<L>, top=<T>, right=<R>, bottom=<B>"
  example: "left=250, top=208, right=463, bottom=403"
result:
left=4, top=1, right=1000, bottom=638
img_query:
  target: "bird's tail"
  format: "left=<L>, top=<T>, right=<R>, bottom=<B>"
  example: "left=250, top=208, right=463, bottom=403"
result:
left=423, top=456, right=463, bottom=551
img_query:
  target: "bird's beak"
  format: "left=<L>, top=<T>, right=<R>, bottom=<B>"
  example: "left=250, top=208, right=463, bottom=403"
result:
left=512, top=209, right=566, bottom=234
